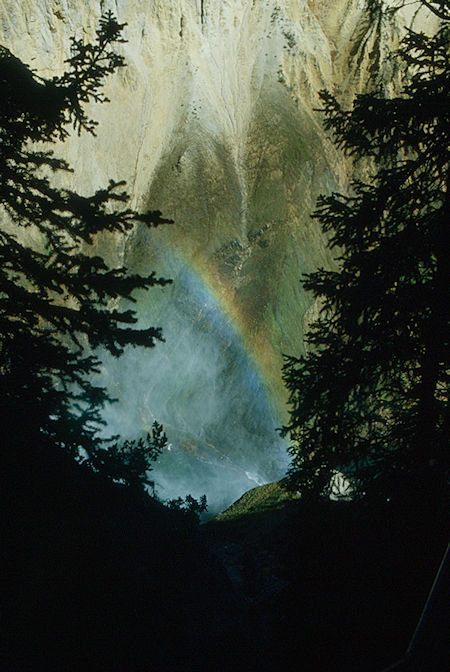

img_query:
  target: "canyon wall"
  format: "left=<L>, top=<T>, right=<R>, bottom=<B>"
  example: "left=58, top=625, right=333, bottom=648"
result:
left=0, top=0, right=435, bottom=509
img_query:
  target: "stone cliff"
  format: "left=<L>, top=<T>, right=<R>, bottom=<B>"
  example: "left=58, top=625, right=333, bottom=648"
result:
left=0, top=0, right=436, bottom=510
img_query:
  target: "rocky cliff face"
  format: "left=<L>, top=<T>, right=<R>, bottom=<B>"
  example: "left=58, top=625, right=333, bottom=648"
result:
left=0, top=0, right=434, bottom=510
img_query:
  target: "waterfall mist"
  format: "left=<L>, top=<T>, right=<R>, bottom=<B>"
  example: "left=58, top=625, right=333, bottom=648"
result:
left=99, top=254, right=289, bottom=515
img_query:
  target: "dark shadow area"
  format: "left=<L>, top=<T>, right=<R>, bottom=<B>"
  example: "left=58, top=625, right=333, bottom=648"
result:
left=205, top=488, right=448, bottom=672
left=1, top=441, right=248, bottom=672
left=1, top=447, right=447, bottom=671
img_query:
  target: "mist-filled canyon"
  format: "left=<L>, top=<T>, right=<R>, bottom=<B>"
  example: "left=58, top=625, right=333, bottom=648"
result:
left=0, top=0, right=438, bottom=511
left=2, top=2, right=449, bottom=671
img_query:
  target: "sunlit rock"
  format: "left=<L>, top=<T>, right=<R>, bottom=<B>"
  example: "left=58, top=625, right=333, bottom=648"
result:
left=329, top=470, right=354, bottom=501
left=0, top=0, right=436, bottom=512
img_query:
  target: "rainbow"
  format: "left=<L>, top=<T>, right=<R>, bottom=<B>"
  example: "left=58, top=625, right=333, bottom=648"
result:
left=102, top=245, right=290, bottom=511
left=168, top=251, right=286, bottom=421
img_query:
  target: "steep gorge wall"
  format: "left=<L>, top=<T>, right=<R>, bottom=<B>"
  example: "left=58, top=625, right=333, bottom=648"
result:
left=0, top=0, right=433, bottom=509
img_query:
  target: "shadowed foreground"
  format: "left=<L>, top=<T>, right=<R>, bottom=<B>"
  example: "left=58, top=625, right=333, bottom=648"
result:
left=2, top=451, right=447, bottom=671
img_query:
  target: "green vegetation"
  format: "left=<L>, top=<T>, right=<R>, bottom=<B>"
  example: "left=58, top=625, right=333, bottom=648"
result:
left=0, top=12, right=172, bottom=488
left=214, top=479, right=298, bottom=521
left=0, top=15, right=217, bottom=671
left=209, top=479, right=299, bottom=541
left=282, top=8, right=449, bottom=505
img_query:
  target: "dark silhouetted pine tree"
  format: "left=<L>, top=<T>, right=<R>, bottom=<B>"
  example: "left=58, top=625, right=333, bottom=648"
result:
left=0, top=12, right=171, bottom=485
left=282, top=6, right=449, bottom=504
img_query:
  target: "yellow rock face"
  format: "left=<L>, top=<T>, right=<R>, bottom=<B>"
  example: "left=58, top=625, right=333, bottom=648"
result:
left=0, top=1, right=437, bottom=511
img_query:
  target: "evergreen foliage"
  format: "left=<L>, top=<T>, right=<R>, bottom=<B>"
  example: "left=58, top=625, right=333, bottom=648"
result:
left=0, top=12, right=172, bottom=485
left=282, top=8, right=449, bottom=503
left=167, top=493, right=208, bottom=518
left=419, top=0, right=450, bottom=20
